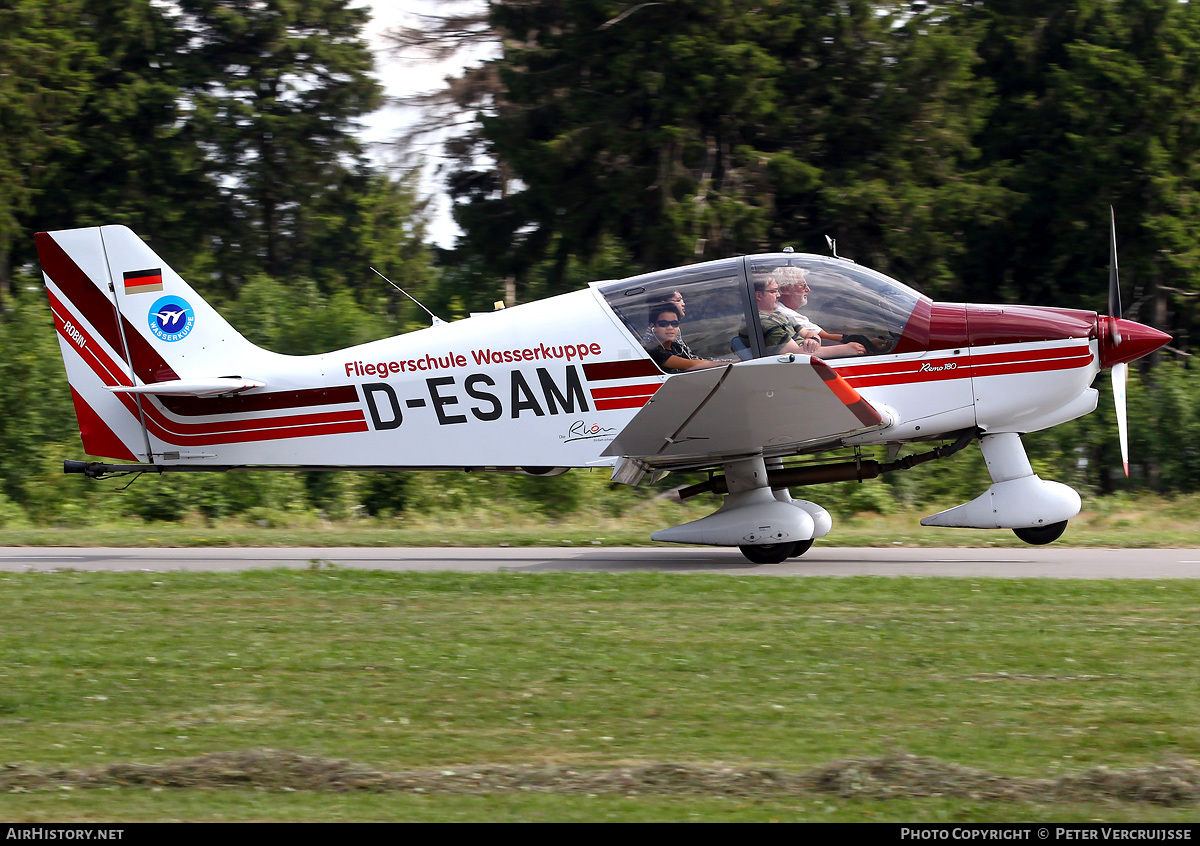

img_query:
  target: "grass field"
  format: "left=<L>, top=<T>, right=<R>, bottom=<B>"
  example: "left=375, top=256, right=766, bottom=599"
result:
left=1, top=570, right=1198, bottom=821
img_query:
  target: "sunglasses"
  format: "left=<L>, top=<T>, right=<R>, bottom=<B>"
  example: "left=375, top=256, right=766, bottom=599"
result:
left=655, top=320, right=681, bottom=327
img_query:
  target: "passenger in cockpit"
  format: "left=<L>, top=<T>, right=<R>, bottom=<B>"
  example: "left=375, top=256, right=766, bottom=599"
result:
left=748, top=277, right=822, bottom=355
left=773, top=267, right=867, bottom=358
left=644, top=303, right=725, bottom=373
left=641, top=290, right=687, bottom=347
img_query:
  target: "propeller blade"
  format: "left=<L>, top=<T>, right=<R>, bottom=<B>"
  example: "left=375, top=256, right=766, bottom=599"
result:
left=1112, top=361, right=1129, bottom=478
left=1109, top=206, right=1123, bottom=344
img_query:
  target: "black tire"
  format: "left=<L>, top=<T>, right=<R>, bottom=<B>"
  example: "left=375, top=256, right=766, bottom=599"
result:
left=1013, top=520, right=1068, bottom=545
left=739, top=542, right=797, bottom=565
left=790, top=538, right=815, bottom=558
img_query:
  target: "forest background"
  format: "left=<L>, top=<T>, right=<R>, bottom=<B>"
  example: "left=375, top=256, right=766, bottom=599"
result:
left=1, top=0, right=1198, bottom=532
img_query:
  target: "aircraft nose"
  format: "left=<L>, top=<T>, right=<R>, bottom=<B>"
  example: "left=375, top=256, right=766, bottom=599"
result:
left=1098, top=318, right=1172, bottom=369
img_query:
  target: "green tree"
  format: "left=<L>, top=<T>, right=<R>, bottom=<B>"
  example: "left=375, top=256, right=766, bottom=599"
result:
left=435, top=0, right=999, bottom=299
left=0, top=0, right=97, bottom=304
left=23, top=0, right=218, bottom=279
left=957, top=0, right=1200, bottom=338
left=0, top=291, right=80, bottom=505
left=174, top=0, right=384, bottom=291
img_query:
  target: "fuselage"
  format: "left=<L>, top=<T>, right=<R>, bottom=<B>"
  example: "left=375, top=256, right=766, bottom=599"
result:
left=136, top=256, right=1158, bottom=470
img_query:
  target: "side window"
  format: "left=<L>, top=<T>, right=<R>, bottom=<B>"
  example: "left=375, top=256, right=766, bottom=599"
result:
left=656, top=273, right=746, bottom=363
left=599, top=261, right=749, bottom=368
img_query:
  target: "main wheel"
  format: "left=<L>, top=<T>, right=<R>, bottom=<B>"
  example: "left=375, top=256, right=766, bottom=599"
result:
left=1013, top=520, right=1068, bottom=545
left=739, top=542, right=797, bottom=565
left=789, top=538, right=815, bottom=558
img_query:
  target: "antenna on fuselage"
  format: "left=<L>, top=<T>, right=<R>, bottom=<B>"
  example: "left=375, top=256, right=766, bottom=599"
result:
left=825, top=235, right=838, bottom=258
left=370, top=267, right=444, bottom=326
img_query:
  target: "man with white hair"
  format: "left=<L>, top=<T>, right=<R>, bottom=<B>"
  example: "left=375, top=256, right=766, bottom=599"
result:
left=773, top=266, right=866, bottom=358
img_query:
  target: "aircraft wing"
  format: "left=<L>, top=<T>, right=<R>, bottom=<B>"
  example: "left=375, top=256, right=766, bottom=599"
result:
left=602, top=356, right=885, bottom=468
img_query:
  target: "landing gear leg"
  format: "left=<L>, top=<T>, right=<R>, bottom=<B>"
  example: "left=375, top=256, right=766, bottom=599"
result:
left=921, top=433, right=1080, bottom=539
left=653, top=456, right=816, bottom=564
left=766, top=457, right=825, bottom=560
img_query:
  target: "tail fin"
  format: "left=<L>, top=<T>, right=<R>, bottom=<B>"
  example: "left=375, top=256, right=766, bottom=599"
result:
left=36, top=225, right=267, bottom=462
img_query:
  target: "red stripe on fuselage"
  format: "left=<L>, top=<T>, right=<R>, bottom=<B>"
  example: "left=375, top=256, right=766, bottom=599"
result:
left=138, top=411, right=370, bottom=446
left=969, top=347, right=1093, bottom=378
left=588, top=383, right=661, bottom=400
left=583, top=360, right=662, bottom=381
left=838, top=345, right=1092, bottom=389
left=594, top=396, right=653, bottom=411
left=160, top=385, right=361, bottom=416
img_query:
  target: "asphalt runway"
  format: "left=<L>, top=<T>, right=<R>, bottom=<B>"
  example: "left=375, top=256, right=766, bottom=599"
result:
left=0, top=546, right=1198, bottom=577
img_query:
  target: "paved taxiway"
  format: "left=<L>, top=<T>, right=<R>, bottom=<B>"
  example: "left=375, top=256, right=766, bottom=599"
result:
left=0, top=546, right=1198, bottom=577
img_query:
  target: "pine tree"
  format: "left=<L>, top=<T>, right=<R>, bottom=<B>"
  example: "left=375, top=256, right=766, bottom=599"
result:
left=173, top=0, right=384, bottom=290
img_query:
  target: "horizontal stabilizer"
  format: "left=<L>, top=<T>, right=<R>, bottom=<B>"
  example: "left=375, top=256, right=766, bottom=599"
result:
left=109, top=378, right=265, bottom=397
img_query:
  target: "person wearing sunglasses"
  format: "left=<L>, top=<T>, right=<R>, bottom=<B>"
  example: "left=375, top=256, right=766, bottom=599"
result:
left=642, top=290, right=689, bottom=348
left=644, top=303, right=725, bottom=373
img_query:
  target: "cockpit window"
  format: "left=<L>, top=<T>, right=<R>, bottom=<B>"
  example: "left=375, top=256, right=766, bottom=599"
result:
left=595, top=257, right=748, bottom=367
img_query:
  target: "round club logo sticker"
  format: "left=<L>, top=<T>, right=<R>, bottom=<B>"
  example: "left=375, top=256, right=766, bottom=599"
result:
left=148, top=295, right=195, bottom=342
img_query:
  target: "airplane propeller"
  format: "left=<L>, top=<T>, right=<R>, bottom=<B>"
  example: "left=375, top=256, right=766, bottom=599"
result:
left=1109, top=207, right=1129, bottom=477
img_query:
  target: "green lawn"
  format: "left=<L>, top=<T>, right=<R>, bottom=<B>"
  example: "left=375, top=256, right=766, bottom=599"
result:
left=0, top=570, right=1197, bottom=821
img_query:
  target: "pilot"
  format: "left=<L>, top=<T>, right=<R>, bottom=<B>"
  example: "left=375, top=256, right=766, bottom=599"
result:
left=644, top=304, right=725, bottom=373
left=747, top=277, right=821, bottom=355
left=773, top=267, right=867, bottom=358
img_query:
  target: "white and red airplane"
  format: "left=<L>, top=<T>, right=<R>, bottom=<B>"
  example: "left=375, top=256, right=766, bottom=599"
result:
left=36, top=222, right=1168, bottom=563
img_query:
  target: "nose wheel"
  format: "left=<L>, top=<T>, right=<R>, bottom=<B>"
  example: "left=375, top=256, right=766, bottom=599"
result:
left=1013, top=520, right=1068, bottom=545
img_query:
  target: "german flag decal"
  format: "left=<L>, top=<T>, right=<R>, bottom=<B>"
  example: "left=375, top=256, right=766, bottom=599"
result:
left=123, top=268, right=163, bottom=295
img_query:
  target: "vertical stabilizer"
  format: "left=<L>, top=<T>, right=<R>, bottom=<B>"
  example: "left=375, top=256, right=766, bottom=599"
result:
left=36, top=225, right=267, bottom=462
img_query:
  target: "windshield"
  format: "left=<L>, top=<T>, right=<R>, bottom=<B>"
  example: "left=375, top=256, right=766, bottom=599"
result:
left=745, top=255, right=922, bottom=356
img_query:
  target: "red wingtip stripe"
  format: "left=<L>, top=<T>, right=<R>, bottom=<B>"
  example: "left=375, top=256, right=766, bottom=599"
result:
left=846, top=398, right=883, bottom=428
left=811, top=358, right=882, bottom=427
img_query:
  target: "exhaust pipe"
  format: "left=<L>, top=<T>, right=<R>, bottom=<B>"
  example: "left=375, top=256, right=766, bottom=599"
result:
left=677, top=430, right=976, bottom=500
